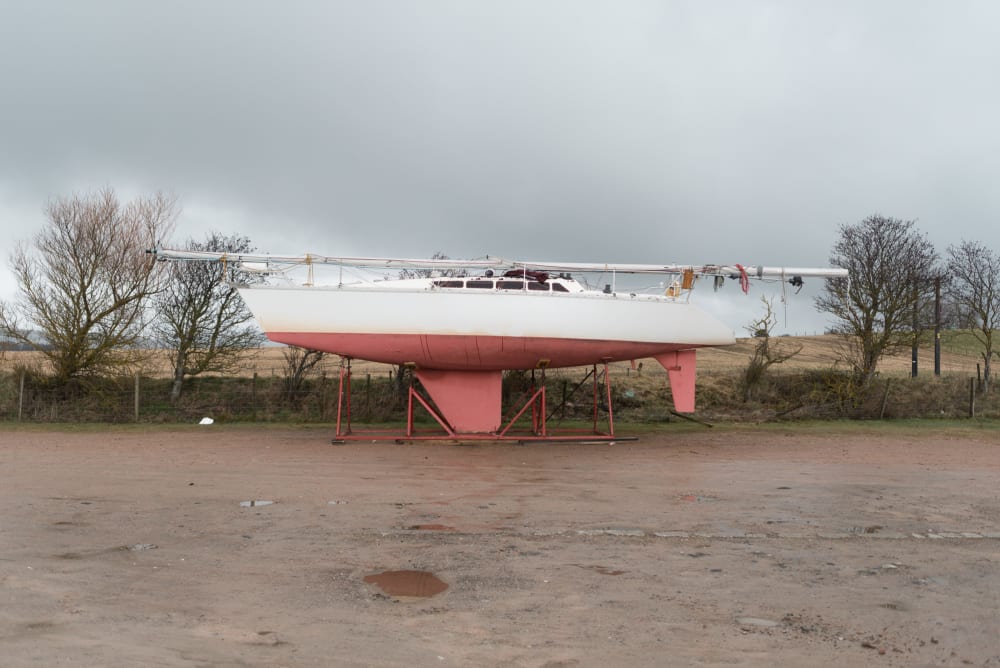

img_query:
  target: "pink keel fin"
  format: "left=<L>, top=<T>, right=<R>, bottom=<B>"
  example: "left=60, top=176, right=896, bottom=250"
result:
left=654, top=349, right=697, bottom=413
left=414, top=370, right=503, bottom=433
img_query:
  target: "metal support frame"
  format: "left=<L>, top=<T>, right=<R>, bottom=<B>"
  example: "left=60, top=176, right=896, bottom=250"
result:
left=600, top=363, right=615, bottom=436
left=498, top=385, right=546, bottom=438
left=404, top=382, right=550, bottom=439
left=335, top=358, right=352, bottom=437
left=333, top=360, right=624, bottom=443
left=585, top=363, right=615, bottom=436
left=407, top=384, right=455, bottom=437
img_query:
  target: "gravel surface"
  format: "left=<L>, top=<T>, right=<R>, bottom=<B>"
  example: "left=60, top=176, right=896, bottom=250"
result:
left=1, top=425, right=998, bottom=667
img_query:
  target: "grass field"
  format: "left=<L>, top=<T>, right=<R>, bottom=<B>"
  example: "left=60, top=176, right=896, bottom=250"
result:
left=0, top=331, right=989, bottom=379
left=2, top=331, right=996, bottom=423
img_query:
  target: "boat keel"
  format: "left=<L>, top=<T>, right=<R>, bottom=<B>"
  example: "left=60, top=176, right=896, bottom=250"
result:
left=654, top=349, right=697, bottom=413
left=413, top=369, right=503, bottom=433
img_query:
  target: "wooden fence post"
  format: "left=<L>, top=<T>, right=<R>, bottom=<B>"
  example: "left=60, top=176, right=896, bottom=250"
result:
left=320, top=373, right=327, bottom=420
left=969, top=377, right=976, bottom=418
left=879, top=378, right=891, bottom=419
left=134, top=373, right=140, bottom=422
left=252, top=371, right=258, bottom=421
left=18, top=371, right=25, bottom=422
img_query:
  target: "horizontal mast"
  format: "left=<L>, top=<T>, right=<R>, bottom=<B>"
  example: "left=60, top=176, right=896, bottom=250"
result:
left=149, top=247, right=848, bottom=278
left=149, top=248, right=509, bottom=270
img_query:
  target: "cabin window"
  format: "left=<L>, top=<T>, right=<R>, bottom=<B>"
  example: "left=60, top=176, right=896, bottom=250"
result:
left=466, top=280, right=493, bottom=289
left=433, top=280, right=464, bottom=288
left=552, top=283, right=570, bottom=292
left=527, top=281, right=549, bottom=291
left=497, top=280, right=524, bottom=290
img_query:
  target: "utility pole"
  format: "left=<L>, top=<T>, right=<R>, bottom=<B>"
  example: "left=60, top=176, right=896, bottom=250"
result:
left=934, top=275, right=942, bottom=376
left=911, top=279, right=919, bottom=378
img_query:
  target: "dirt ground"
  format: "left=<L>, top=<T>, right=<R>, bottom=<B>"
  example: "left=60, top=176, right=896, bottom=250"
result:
left=1, top=424, right=999, bottom=667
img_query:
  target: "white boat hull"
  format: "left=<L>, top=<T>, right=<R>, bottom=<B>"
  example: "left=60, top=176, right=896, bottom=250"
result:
left=237, top=284, right=735, bottom=370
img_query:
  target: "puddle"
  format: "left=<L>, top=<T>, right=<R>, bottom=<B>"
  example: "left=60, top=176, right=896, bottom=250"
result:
left=363, top=570, right=449, bottom=598
left=240, top=500, right=274, bottom=507
left=24, top=621, right=56, bottom=631
left=409, top=524, right=456, bottom=531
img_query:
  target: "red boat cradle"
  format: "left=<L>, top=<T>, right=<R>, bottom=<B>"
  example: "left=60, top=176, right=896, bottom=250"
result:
left=333, top=358, right=627, bottom=442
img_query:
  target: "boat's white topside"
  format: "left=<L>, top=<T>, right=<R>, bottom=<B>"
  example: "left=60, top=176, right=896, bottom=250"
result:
left=153, top=247, right=843, bottom=397
left=237, top=274, right=735, bottom=347
left=151, top=246, right=844, bottom=349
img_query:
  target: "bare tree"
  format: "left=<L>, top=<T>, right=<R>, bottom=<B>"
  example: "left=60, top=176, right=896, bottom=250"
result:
left=742, top=297, right=802, bottom=402
left=281, top=345, right=329, bottom=403
left=0, top=189, right=177, bottom=384
left=947, top=240, right=1000, bottom=392
left=153, top=232, right=265, bottom=400
left=397, top=251, right=467, bottom=280
left=816, top=215, right=937, bottom=384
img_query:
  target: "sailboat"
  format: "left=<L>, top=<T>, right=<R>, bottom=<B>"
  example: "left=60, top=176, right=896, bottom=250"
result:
left=152, top=249, right=846, bottom=436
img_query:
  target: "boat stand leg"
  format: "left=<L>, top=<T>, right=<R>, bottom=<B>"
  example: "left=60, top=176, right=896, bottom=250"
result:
left=586, top=363, right=615, bottom=436
left=497, top=385, right=547, bottom=437
left=539, top=385, right=547, bottom=436
left=530, top=369, right=549, bottom=435
left=408, top=384, right=457, bottom=437
left=335, top=366, right=343, bottom=436
left=592, top=364, right=600, bottom=433
left=533, top=369, right=547, bottom=436
left=345, top=358, right=352, bottom=434
left=335, top=358, right=352, bottom=437
left=406, top=376, right=414, bottom=437
left=604, top=362, right=615, bottom=437
left=530, top=370, right=537, bottom=434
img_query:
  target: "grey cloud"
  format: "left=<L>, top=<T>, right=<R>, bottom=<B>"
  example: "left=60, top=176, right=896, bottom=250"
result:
left=2, top=1, right=999, bottom=332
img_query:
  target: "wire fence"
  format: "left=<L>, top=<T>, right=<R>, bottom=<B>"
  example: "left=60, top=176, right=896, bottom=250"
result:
left=1, top=366, right=998, bottom=425
left=0, top=367, right=626, bottom=425
left=0, top=373, right=371, bottom=424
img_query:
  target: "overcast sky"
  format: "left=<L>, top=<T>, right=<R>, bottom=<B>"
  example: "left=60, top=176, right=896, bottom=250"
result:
left=2, top=1, right=999, bottom=335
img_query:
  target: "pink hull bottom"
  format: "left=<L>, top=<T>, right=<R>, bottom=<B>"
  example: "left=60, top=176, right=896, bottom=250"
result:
left=275, top=333, right=700, bottom=427
left=415, top=369, right=503, bottom=433
left=267, top=331, right=694, bottom=371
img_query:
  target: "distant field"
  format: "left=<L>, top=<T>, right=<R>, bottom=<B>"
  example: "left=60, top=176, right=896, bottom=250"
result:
left=697, top=331, right=983, bottom=376
left=0, top=332, right=986, bottom=380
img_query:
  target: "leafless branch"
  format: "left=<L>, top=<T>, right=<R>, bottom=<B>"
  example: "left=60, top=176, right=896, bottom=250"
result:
left=153, top=231, right=265, bottom=400
left=946, top=240, right=1000, bottom=392
left=815, top=215, right=937, bottom=384
left=0, top=188, right=177, bottom=384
